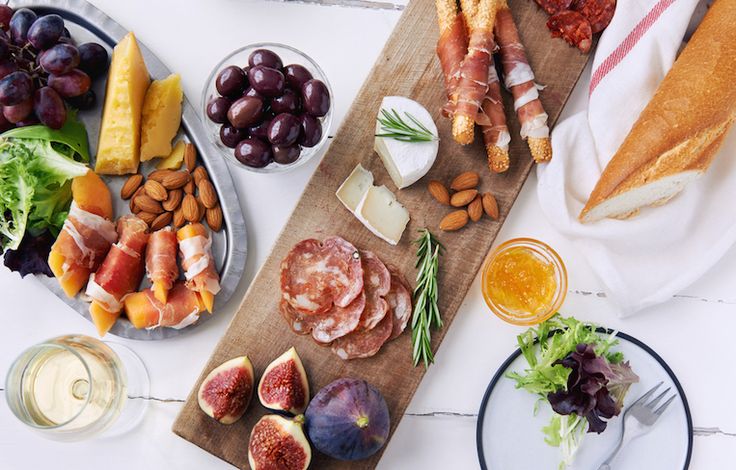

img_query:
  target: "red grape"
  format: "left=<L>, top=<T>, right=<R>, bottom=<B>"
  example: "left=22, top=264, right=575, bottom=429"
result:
left=9, top=8, right=36, bottom=46
left=0, top=71, right=32, bottom=106
left=3, top=97, right=32, bottom=123
left=27, top=14, right=64, bottom=50
left=0, top=6, right=13, bottom=32
left=40, top=43, right=80, bottom=75
left=48, top=69, right=91, bottom=98
left=34, top=86, right=66, bottom=129
left=77, top=43, right=108, bottom=78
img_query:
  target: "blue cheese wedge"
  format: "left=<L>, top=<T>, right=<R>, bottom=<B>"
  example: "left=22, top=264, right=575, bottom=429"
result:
left=336, top=163, right=373, bottom=212
left=374, top=96, right=439, bottom=189
left=355, top=185, right=410, bottom=245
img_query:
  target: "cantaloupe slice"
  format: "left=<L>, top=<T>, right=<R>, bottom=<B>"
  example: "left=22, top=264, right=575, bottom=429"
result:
left=140, top=73, right=183, bottom=161
left=199, top=290, right=214, bottom=314
left=49, top=251, right=90, bottom=298
left=156, top=140, right=185, bottom=170
left=95, top=32, right=150, bottom=175
left=90, top=301, right=120, bottom=337
left=71, top=171, right=113, bottom=219
left=124, top=291, right=154, bottom=329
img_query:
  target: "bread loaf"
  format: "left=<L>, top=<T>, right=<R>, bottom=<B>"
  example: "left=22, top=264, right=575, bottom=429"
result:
left=579, top=0, right=736, bottom=223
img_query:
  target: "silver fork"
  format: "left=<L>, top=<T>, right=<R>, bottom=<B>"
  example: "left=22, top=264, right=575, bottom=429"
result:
left=597, top=381, right=677, bottom=470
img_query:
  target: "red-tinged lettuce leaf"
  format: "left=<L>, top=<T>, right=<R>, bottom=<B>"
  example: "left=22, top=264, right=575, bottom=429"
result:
left=3, top=231, right=54, bottom=277
left=547, top=343, right=638, bottom=434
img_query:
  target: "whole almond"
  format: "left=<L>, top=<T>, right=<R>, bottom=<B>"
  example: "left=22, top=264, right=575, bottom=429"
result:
left=468, top=195, right=483, bottom=222
left=173, top=206, right=186, bottom=228
left=144, top=179, right=168, bottom=201
left=482, top=192, right=499, bottom=220
left=184, top=179, right=195, bottom=194
left=150, top=212, right=173, bottom=231
left=192, top=166, right=209, bottom=185
left=196, top=196, right=206, bottom=222
left=206, top=204, right=223, bottom=232
left=428, top=180, right=450, bottom=205
left=184, top=143, right=197, bottom=173
left=450, top=171, right=479, bottom=191
left=134, top=194, right=164, bottom=214
left=120, top=174, right=143, bottom=200
left=198, top=179, right=218, bottom=209
left=439, top=210, right=469, bottom=231
left=450, top=189, right=478, bottom=207
left=161, top=171, right=190, bottom=190
left=137, top=211, right=157, bottom=226
left=148, top=169, right=173, bottom=182
left=182, top=194, right=199, bottom=223
left=130, top=186, right=144, bottom=213
left=162, top=189, right=183, bottom=212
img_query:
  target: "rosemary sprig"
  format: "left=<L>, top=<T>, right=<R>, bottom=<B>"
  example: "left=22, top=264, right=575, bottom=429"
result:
left=411, top=228, right=444, bottom=368
left=375, top=108, right=438, bottom=143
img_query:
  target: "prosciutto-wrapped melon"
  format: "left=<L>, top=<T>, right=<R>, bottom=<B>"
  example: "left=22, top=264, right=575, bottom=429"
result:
left=124, top=282, right=205, bottom=329
left=177, top=223, right=220, bottom=313
left=145, top=227, right=178, bottom=303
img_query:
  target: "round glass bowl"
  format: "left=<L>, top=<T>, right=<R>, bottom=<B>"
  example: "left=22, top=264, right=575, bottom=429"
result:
left=201, top=43, right=333, bottom=174
left=481, top=238, right=567, bottom=326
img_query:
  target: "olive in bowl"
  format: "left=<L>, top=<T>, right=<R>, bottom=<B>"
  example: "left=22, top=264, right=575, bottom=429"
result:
left=202, top=43, right=332, bottom=172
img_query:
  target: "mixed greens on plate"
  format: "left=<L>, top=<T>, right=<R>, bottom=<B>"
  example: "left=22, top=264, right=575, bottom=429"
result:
left=0, top=113, right=90, bottom=275
left=508, top=315, right=639, bottom=468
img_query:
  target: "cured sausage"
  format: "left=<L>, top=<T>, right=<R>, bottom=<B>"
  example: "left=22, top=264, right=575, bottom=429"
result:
left=547, top=10, right=593, bottom=53
left=534, top=0, right=573, bottom=15
left=358, top=251, right=390, bottom=330
left=280, top=236, right=364, bottom=314
left=279, top=293, right=364, bottom=344
left=331, top=312, right=394, bottom=360
left=572, top=0, right=616, bottom=34
left=385, top=272, right=413, bottom=341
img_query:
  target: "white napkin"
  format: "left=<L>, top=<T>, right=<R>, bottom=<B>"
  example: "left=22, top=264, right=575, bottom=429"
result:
left=536, top=0, right=736, bottom=315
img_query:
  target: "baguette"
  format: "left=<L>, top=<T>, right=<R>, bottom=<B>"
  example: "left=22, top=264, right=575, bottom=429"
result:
left=579, top=0, right=736, bottom=223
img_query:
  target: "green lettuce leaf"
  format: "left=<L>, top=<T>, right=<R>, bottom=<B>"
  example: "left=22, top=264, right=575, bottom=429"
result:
left=2, top=110, right=90, bottom=162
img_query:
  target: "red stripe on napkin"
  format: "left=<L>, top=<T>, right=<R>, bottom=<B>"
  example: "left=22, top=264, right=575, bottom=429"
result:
left=589, top=0, right=676, bottom=95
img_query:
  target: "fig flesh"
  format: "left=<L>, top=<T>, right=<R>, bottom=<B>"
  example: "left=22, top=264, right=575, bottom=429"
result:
left=248, top=414, right=311, bottom=470
left=258, top=347, right=310, bottom=415
left=197, top=356, right=254, bottom=424
left=305, top=378, right=390, bottom=461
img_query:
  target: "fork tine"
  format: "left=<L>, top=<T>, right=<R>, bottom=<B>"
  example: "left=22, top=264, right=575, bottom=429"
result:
left=646, top=387, right=672, bottom=410
left=654, top=395, right=676, bottom=416
left=630, top=381, right=663, bottom=407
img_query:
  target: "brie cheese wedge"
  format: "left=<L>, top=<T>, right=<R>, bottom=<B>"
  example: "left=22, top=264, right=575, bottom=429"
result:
left=374, top=96, right=439, bottom=189
left=355, top=185, right=410, bottom=245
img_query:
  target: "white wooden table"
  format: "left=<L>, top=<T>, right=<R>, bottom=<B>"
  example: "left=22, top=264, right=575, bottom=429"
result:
left=0, top=1, right=733, bottom=469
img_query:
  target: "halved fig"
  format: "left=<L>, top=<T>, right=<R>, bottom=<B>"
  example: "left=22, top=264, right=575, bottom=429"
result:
left=197, top=356, right=254, bottom=424
left=248, top=414, right=311, bottom=470
left=258, top=347, right=310, bottom=414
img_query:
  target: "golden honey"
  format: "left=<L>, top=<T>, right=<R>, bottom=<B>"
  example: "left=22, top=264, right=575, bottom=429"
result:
left=481, top=238, right=567, bottom=325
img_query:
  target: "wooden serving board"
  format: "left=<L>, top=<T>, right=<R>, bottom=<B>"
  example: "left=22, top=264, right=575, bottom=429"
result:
left=173, top=0, right=590, bottom=467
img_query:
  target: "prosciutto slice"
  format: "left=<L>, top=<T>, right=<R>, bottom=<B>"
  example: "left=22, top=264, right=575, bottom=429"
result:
left=453, top=26, right=494, bottom=129
left=177, top=223, right=221, bottom=312
left=146, top=227, right=179, bottom=303
left=86, top=215, right=149, bottom=313
left=125, top=282, right=204, bottom=330
left=481, top=60, right=512, bottom=172
left=52, top=202, right=117, bottom=274
left=437, top=12, right=468, bottom=114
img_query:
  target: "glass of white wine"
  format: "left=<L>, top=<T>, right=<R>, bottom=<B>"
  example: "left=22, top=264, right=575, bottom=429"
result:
left=5, top=335, right=150, bottom=441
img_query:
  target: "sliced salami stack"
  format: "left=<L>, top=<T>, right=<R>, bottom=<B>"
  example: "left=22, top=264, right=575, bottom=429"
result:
left=279, top=236, right=413, bottom=360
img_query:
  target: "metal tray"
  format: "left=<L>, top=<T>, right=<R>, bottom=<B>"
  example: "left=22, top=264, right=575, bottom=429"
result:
left=21, top=0, right=248, bottom=340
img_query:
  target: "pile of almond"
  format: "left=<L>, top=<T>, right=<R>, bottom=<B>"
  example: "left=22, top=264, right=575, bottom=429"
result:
left=428, top=171, right=499, bottom=231
left=120, top=143, right=223, bottom=232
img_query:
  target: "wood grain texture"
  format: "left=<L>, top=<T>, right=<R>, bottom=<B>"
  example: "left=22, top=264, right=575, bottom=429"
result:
left=173, top=0, right=590, bottom=467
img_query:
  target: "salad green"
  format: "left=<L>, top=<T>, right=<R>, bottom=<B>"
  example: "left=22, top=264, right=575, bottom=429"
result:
left=508, top=315, right=638, bottom=468
left=0, top=113, right=89, bottom=252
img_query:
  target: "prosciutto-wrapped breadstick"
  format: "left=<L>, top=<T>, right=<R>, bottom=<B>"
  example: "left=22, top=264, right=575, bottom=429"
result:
left=451, top=0, right=497, bottom=145
left=435, top=0, right=468, bottom=112
left=48, top=172, right=117, bottom=298
left=124, top=282, right=205, bottom=330
left=481, top=61, right=511, bottom=172
left=145, top=227, right=178, bottom=304
left=495, top=0, right=552, bottom=162
left=177, top=223, right=220, bottom=313
left=86, top=215, right=149, bottom=336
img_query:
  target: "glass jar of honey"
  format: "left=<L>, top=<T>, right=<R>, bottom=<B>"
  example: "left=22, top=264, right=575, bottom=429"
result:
left=481, top=238, right=567, bottom=326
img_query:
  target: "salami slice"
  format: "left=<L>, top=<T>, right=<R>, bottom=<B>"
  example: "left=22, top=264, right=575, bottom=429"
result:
left=280, top=237, right=364, bottom=314
left=279, top=293, right=365, bottom=344
left=331, top=312, right=393, bottom=360
left=534, top=0, right=572, bottom=15
left=547, top=11, right=593, bottom=53
left=572, top=0, right=616, bottom=34
left=358, top=251, right=391, bottom=330
left=386, top=272, right=413, bottom=341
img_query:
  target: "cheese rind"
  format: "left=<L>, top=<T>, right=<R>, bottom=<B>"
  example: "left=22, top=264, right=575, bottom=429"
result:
left=336, top=163, right=373, bottom=212
left=95, top=32, right=150, bottom=175
left=140, top=73, right=183, bottom=161
left=374, top=96, right=438, bottom=189
left=355, top=185, right=410, bottom=245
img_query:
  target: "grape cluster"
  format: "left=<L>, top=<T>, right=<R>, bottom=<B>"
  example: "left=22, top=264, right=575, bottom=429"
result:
left=206, top=48, right=330, bottom=168
left=0, top=6, right=109, bottom=130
